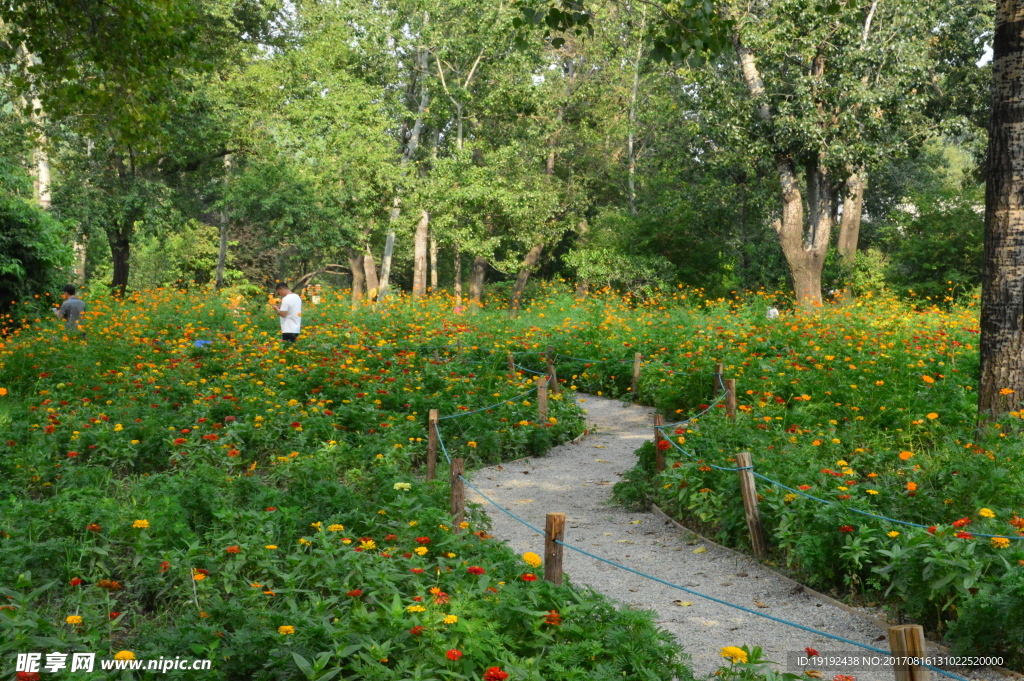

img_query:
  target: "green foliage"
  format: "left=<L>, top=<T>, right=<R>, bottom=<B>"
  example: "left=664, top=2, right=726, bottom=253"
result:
left=0, top=187, right=73, bottom=314
left=948, top=569, right=1024, bottom=668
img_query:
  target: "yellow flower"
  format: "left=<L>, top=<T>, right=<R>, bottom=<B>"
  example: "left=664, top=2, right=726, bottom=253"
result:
left=299, top=538, right=312, bottom=545
left=113, top=424, right=124, bottom=431
left=265, top=545, right=278, bottom=549
left=66, top=615, right=83, bottom=625
left=278, top=625, right=295, bottom=635
left=311, top=522, right=322, bottom=531
left=783, top=494, right=797, bottom=502
left=459, top=521, right=470, bottom=529
left=836, top=460, right=848, bottom=466
left=922, top=375, right=935, bottom=384
left=328, top=524, right=344, bottom=532
left=360, top=540, right=377, bottom=550
left=523, top=551, right=542, bottom=568
left=406, top=605, right=426, bottom=613
left=887, top=531, right=900, bottom=538
left=979, top=508, right=996, bottom=518
left=445, top=552, right=456, bottom=558
left=548, top=417, right=557, bottom=424
left=467, top=441, right=478, bottom=448
left=720, top=646, right=748, bottom=664
left=409, top=521, right=418, bottom=527
left=443, top=615, right=458, bottom=624
left=991, top=537, right=1010, bottom=549
left=926, top=412, right=939, bottom=420
left=130, top=439, right=140, bottom=445
left=113, top=651, right=135, bottom=660
left=393, top=482, right=411, bottom=491
left=899, top=451, right=914, bottom=460
left=866, top=489, right=879, bottom=495
left=133, top=519, right=150, bottom=529
left=414, top=546, right=428, bottom=555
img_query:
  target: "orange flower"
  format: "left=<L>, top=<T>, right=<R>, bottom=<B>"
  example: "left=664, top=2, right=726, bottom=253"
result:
left=906, top=482, right=918, bottom=492
left=898, top=451, right=913, bottom=460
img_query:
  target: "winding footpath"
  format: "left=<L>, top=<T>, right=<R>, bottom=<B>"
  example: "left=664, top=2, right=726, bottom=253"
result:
left=467, top=395, right=1003, bottom=681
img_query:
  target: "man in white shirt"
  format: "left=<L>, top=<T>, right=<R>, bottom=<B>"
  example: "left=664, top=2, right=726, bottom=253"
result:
left=271, top=282, right=302, bottom=342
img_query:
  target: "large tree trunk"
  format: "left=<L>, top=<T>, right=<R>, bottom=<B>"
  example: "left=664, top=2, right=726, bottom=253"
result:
left=980, top=0, right=1024, bottom=418
left=732, top=27, right=832, bottom=310
left=215, top=155, right=231, bottom=289
left=508, top=243, right=544, bottom=318
left=429, top=236, right=438, bottom=292
left=469, top=255, right=487, bottom=303
left=108, top=226, right=131, bottom=296
left=412, top=209, right=429, bottom=298
left=348, top=248, right=365, bottom=305
left=363, top=247, right=380, bottom=299
left=837, top=172, right=864, bottom=263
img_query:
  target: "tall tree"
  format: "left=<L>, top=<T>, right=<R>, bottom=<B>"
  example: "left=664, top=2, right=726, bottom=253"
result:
left=979, top=0, right=1024, bottom=417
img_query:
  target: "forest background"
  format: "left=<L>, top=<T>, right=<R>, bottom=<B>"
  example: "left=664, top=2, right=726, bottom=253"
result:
left=0, top=0, right=994, bottom=314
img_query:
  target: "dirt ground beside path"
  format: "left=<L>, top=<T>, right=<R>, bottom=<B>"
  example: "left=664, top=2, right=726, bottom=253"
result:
left=466, top=394, right=1000, bottom=681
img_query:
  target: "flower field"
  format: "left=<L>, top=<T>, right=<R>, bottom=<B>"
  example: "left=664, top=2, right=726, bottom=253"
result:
left=0, top=288, right=686, bottom=680
left=3, top=285, right=1024, bottom=675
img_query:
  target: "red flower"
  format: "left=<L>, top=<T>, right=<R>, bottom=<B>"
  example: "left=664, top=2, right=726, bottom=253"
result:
left=109, top=611, right=121, bottom=619
left=227, top=449, right=240, bottom=457
left=402, top=552, right=412, bottom=558
left=952, top=517, right=972, bottom=528
left=225, top=545, right=241, bottom=554
left=833, top=676, right=856, bottom=681
left=410, top=568, right=425, bottom=574
left=656, top=439, right=671, bottom=451
left=412, top=596, right=422, bottom=602
left=415, top=537, right=431, bottom=545
left=483, top=667, right=509, bottom=681
left=837, top=494, right=851, bottom=500
left=174, top=438, right=187, bottom=445
left=798, top=485, right=812, bottom=491
left=839, top=525, right=854, bottom=533
left=265, top=507, right=277, bottom=512
left=70, top=577, right=83, bottom=586
left=544, top=610, right=561, bottom=626
left=86, top=523, right=101, bottom=533
left=955, top=531, right=974, bottom=539
left=409, top=625, right=425, bottom=635
left=384, top=534, right=397, bottom=541
left=194, top=568, right=209, bottom=576
left=347, top=589, right=363, bottom=597
left=159, top=561, right=171, bottom=573
left=181, top=428, right=190, bottom=434
left=290, top=422, right=301, bottom=429
left=446, top=650, right=463, bottom=661
left=521, top=573, right=538, bottom=581
left=433, top=591, right=450, bottom=605
left=467, top=566, right=485, bottom=575
left=197, top=418, right=207, bottom=424
left=17, top=672, right=41, bottom=681
left=43, top=425, right=55, bottom=434
left=806, top=647, right=819, bottom=657
left=67, top=451, right=79, bottom=458
left=202, top=434, right=219, bottom=441
left=927, top=526, right=937, bottom=535
left=224, top=416, right=236, bottom=422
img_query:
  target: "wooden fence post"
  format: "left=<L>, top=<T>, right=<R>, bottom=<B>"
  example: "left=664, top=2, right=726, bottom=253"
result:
left=725, top=378, right=737, bottom=420
left=735, top=451, right=767, bottom=560
left=889, top=624, right=929, bottom=681
left=537, top=376, right=548, bottom=422
left=631, top=352, right=643, bottom=400
left=653, top=414, right=665, bottom=473
left=544, top=512, right=566, bottom=585
left=426, top=409, right=439, bottom=481
left=507, top=352, right=514, bottom=373
left=714, top=362, right=724, bottom=397
left=450, top=458, right=465, bottom=531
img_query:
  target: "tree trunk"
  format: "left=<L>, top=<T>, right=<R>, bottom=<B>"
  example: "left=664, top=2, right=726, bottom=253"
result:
left=348, top=249, right=365, bottom=304
left=379, top=13, right=430, bottom=300
left=429, top=236, right=438, bottom=291
left=469, top=255, right=487, bottom=302
left=412, top=209, right=429, bottom=298
left=508, top=243, right=544, bottom=318
left=453, top=245, right=462, bottom=307
left=108, top=226, right=131, bottom=296
left=627, top=8, right=646, bottom=216
left=980, top=0, right=1024, bottom=418
left=363, top=247, right=380, bottom=299
left=73, top=237, right=87, bottom=284
left=33, top=139, right=51, bottom=209
left=215, top=155, right=231, bottom=290
left=838, top=172, right=864, bottom=263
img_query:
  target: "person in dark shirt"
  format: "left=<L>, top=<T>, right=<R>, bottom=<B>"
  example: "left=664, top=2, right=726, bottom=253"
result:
left=56, top=284, right=86, bottom=338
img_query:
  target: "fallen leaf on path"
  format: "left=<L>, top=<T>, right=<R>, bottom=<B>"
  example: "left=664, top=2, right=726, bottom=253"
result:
left=629, top=520, right=642, bottom=524
left=615, top=540, right=633, bottom=544
left=672, top=600, right=693, bottom=607
left=754, top=600, right=769, bottom=608
left=593, top=445, right=606, bottom=449
left=692, top=546, right=707, bottom=554
left=594, top=459, right=610, bottom=463
left=514, top=499, right=534, bottom=504
left=603, top=533, right=613, bottom=536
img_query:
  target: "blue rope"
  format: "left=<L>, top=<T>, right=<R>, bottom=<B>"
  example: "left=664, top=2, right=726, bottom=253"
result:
left=459, top=475, right=546, bottom=535
left=437, top=386, right=539, bottom=421
left=512, top=363, right=548, bottom=376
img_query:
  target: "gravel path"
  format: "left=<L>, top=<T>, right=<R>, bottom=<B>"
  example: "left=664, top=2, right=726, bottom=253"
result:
left=467, top=395, right=1004, bottom=681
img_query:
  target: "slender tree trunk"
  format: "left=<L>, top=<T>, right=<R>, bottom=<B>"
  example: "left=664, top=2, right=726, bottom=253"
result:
left=469, top=256, right=487, bottom=302
left=379, top=13, right=430, bottom=299
left=453, top=245, right=462, bottom=307
left=215, top=155, right=232, bottom=289
left=508, top=243, right=544, bottom=318
left=363, top=247, right=380, bottom=299
left=980, top=0, right=1024, bottom=418
left=429, top=236, right=438, bottom=291
left=348, top=249, right=365, bottom=305
left=108, top=226, right=131, bottom=296
left=412, top=209, right=429, bottom=298
left=73, top=239, right=87, bottom=284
